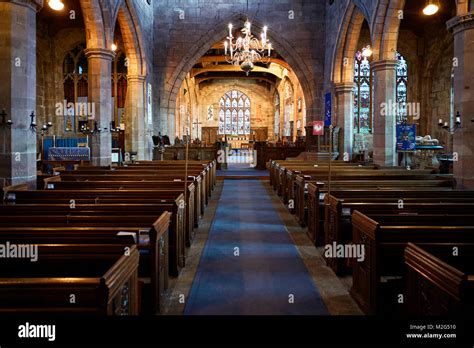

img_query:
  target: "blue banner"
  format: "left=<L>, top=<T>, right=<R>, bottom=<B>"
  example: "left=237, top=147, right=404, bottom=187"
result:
left=324, top=92, right=331, bottom=127
left=396, top=124, right=416, bottom=151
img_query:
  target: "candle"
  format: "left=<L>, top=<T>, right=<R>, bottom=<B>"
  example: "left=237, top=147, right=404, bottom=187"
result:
left=261, top=33, right=265, bottom=47
left=224, top=41, right=227, bottom=55
left=246, top=22, right=251, bottom=31
left=228, top=23, right=233, bottom=37
left=438, top=118, right=443, bottom=125
left=444, top=122, right=449, bottom=127
left=263, top=26, right=267, bottom=40
left=456, top=116, right=461, bottom=123
left=268, top=43, right=272, bottom=56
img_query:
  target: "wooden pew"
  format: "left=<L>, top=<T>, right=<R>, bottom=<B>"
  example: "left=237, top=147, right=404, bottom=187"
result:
left=0, top=244, right=139, bottom=314
left=350, top=210, right=474, bottom=314
left=68, top=166, right=210, bottom=205
left=0, top=212, right=170, bottom=314
left=44, top=178, right=197, bottom=246
left=323, top=195, right=474, bottom=274
left=307, top=187, right=474, bottom=245
left=59, top=171, right=207, bottom=216
left=405, top=242, right=474, bottom=316
left=57, top=173, right=205, bottom=222
left=4, top=188, right=185, bottom=273
left=297, top=177, right=454, bottom=225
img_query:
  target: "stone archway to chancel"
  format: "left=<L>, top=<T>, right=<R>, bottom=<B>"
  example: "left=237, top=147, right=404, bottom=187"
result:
left=161, top=12, right=317, bottom=140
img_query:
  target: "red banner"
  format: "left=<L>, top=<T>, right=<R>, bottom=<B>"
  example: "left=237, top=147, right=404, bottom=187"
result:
left=312, top=121, right=324, bottom=135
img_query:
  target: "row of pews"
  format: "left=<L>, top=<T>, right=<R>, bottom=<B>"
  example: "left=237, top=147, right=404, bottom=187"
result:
left=270, top=158, right=474, bottom=316
left=0, top=160, right=216, bottom=315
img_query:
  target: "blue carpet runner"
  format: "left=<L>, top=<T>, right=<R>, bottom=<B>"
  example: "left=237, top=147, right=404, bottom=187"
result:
left=184, top=180, right=328, bottom=315
left=217, top=163, right=269, bottom=177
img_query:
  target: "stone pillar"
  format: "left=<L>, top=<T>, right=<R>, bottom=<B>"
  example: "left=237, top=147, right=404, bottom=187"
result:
left=0, top=0, right=42, bottom=188
left=447, top=13, right=474, bottom=188
left=334, top=82, right=354, bottom=160
left=84, top=48, right=114, bottom=166
left=125, top=75, right=147, bottom=159
left=371, top=60, right=398, bottom=167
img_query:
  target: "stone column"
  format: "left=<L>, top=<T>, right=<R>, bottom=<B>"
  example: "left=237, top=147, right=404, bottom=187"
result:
left=334, top=82, right=354, bottom=160
left=371, top=59, right=398, bottom=167
left=447, top=13, right=474, bottom=188
left=0, top=0, right=42, bottom=188
left=125, top=74, right=147, bottom=160
left=84, top=48, right=114, bottom=166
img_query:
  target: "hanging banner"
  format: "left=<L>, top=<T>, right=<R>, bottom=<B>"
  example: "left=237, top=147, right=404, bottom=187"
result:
left=312, top=121, right=324, bottom=136
left=396, top=124, right=416, bottom=151
left=324, top=92, right=332, bottom=127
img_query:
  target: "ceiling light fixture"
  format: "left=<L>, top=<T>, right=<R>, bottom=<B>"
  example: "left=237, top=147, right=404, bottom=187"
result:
left=224, top=21, right=272, bottom=76
left=423, top=0, right=439, bottom=15
left=48, top=0, right=65, bottom=11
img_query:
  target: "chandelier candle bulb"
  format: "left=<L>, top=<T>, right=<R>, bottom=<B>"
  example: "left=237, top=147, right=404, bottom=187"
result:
left=228, top=23, right=233, bottom=37
left=224, top=41, right=228, bottom=54
left=456, top=116, right=461, bottom=124
left=438, top=118, right=443, bottom=125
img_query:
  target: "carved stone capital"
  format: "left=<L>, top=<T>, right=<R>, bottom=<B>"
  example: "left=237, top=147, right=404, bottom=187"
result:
left=334, top=82, right=355, bottom=94
left=127, top=75, right=146, bottom=83
left=447, top=12, right=474, bottom=35
left=5, top=0, right=43, bottom=12
left=84, top=48, right=116, bottom=61
left=370, top=59, right=398, bottom=72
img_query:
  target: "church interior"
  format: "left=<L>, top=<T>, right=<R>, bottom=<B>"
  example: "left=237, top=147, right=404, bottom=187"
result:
left=0, top=0, right=474, bottom=342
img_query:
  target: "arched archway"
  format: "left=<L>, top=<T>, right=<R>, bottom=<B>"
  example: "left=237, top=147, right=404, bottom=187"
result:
left=116, top=0, right=150, bottom=159
left=160, top=12, right=316, bottom=138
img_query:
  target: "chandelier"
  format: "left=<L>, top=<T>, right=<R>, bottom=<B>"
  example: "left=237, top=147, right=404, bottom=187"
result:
left=224, top=21, right=272, bottom=75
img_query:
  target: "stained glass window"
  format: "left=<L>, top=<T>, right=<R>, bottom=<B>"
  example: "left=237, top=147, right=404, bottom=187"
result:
left=396, top=52, right=408, bottom=124
left=353, top=50, right=408, bottom=132
left=353, top=51, right=372, bottom=134
left=218, top=90, right=250, bottom=135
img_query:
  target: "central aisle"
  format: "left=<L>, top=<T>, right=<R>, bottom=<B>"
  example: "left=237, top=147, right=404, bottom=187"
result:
left=184, top=179, right=328, bottom=315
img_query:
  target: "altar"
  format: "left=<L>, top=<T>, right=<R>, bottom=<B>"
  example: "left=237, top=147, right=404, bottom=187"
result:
left=48, top=147, right=91, bottom=161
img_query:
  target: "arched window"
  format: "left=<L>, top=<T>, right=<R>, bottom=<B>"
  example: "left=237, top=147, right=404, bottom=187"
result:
left=283, top=79, right=294, bottom=138
left=396, top=52, right=408, bottom=124
left=63, top=44, right=127, bottom=132
left=63, top=45, right=88, bottom=133
left=112, top=51, right=128, bottom=125
left=274, top=92, right=280, bottom=140
left=218, top=90, right=250, bottom=135
left=353, top=50, right=408, bottom=133
left=353, top=51, right=372, bottom=134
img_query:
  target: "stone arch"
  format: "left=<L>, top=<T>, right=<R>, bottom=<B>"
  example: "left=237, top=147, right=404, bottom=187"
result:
left=116, top=0, right=146, bottom=76
left=79, top=0, right=118, bottom=49
left=162, top=12, right=315, bottom=137
left=332, top=2, right=369, bottom=84
left=371, top=0, right=405, bottom=61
